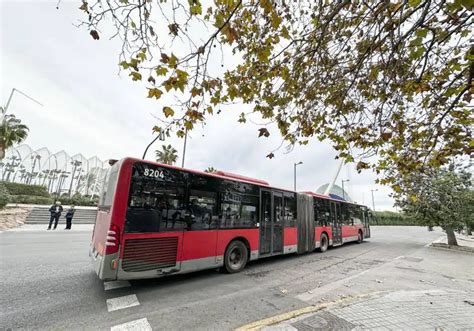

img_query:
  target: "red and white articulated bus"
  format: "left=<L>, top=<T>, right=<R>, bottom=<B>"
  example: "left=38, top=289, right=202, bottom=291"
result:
left=90, top=158, right=372, bottom=280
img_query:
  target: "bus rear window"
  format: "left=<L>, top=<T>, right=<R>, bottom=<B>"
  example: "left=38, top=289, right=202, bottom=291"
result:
left=99, top=162, right=120, bottom=209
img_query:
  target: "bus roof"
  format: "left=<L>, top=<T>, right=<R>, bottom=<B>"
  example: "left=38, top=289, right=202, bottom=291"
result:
left=123, top=158, right=367, bottom=207
left=303, top=191, right=366, bottom=207
left=125, top=157, right=275, bottom=188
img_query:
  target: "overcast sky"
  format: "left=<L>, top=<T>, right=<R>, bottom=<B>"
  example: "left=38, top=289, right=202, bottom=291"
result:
left=0, top=0, right=396, bottom=211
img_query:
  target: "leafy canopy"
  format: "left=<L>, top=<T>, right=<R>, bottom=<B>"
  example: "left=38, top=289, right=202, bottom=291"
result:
left=0, top=114, right=29, bottom=160
left=80, top=0, right=473, bottom=189
left=396, top=165, right=473, bottom=233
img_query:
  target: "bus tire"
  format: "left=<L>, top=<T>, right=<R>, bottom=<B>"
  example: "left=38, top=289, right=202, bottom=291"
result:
left=319, top=233, right=329, bottom=253
left=357, top=230, right=363, bottom=243
left=224, top=240, right=248, bottom=274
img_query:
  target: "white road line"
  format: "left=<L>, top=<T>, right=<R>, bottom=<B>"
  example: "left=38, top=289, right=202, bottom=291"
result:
left=111, top=318, right=152, bottom=331
left=106, top=294, right=140, bottom=312
left=104, top=280, right=131, bottom=291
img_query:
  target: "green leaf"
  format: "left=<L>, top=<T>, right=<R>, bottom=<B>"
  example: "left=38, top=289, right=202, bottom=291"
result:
left=460, top=0, right=474, bottom=9
left=155, top=66, right=168, bottom=76
left=415, top=29, right=428, bottom=38
left=168, top=54, right=178, bottom=68
left=408, top=0, right=422, bottom=7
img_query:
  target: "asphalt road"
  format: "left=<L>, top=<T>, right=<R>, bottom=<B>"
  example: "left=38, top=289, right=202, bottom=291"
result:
left=1, top=226, right=472, bottom=330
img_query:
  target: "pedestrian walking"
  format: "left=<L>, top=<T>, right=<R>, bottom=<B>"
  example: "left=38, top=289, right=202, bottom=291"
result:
left=64, top=205, right=75, bottom=230
left=47, top=201, right=63, bottom=230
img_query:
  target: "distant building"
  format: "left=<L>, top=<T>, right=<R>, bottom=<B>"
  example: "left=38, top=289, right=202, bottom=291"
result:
left=315, top=183, right=352, bottom=202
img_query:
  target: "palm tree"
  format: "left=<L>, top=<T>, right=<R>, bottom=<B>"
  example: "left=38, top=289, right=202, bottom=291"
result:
left=155, top=144, right=178, bottom=165
left=0, top=114, right=29, bottom=160
left=204, top=166, right=217, bottom=173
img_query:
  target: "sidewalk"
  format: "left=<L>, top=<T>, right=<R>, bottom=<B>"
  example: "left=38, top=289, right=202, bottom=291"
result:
left=2, top=223, right=94, bottom=232
left=238, top=229, right=474, bottom=331
left=257, top=289, right=474, bottom=330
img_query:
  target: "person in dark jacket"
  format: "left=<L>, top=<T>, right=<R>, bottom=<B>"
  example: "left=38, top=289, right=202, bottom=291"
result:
left=47, top=201, right=63, bottom=230
left=64, top=205, right=75, bottom=230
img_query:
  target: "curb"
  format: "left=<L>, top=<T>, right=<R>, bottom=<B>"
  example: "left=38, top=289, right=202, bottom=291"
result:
left=430, top=242, right=474, bottom=253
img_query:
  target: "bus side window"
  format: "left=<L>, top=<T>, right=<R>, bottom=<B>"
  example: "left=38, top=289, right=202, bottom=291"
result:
left=284, top=194, right=296, bottom=227
left=220, top=194, right=258, bottom=229
left=188, top=189, right=217, bottom=230
left=314, top=198, right=329, bottom=227
left=340, top=204, right=351, bottom=225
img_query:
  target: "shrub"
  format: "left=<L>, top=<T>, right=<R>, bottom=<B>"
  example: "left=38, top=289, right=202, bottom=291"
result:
left=53, top=196, right=98, bottom=207
left=0, top=182, right=10, bottom=209
left=1, top=182, right=50, bottom=197
left=8, top=194, right=52, bottom=205
left=373, top=211, right=418, bottom=226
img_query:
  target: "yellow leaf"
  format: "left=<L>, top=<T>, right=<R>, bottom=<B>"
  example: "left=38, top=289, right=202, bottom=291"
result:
left=147, top=88, right=162, bottom=99
left=271, top=11, right=282, bottom=29
left=163, top=106, right=174, bottom=118
left=129, top=72, right=142, bottom=81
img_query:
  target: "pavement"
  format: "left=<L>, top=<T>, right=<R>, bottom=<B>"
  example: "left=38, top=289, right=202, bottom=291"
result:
left=1, top=226, right=473, bottom=330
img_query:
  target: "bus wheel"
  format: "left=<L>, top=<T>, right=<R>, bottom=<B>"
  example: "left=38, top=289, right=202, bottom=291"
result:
left=357, top=230, right=363, bottom=243
left=319, top=233, right=329, bottom=253
left=224, top=240, right=248, bottom=273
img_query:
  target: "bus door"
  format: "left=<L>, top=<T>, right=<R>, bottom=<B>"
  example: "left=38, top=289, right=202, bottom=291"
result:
left=259, top=190, right=284, bottom=256
left=330, top=201, right=342, bottom=245
left=364, top=210, right=371, bottom=238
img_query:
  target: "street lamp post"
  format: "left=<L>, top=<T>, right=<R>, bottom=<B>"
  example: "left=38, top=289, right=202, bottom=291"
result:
left=370, top=189, right=378, bottom=211
left=142, top=130, right=165, bottom=160
left=181, top=128, right=188, bottom=168
left=341, top=179, right=350, bottom=200
left=1, top=88, right=43, bottom=118
left=68, top=160, right=82, bottom=197
left=294, top=161, right=303, bottom=191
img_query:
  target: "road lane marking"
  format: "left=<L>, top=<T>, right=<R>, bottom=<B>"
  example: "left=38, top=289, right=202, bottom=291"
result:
left=104, top=280, right=131, bottom=291
left=111, top=318, right=152, bottom=331
left=106, top=294, right=140, bottom=312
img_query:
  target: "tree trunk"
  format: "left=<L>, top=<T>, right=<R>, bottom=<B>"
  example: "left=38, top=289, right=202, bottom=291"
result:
left=445, top=227, right=458, bottom=246
left=0, top=147, right=5, bottom=160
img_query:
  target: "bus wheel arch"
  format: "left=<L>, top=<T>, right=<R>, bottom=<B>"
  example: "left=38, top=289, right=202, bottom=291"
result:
left=357, top=229, right=363, bottom=243
left=223, top=238, right=249, bottom=274
left=319, top=232, right=329, bottom=252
